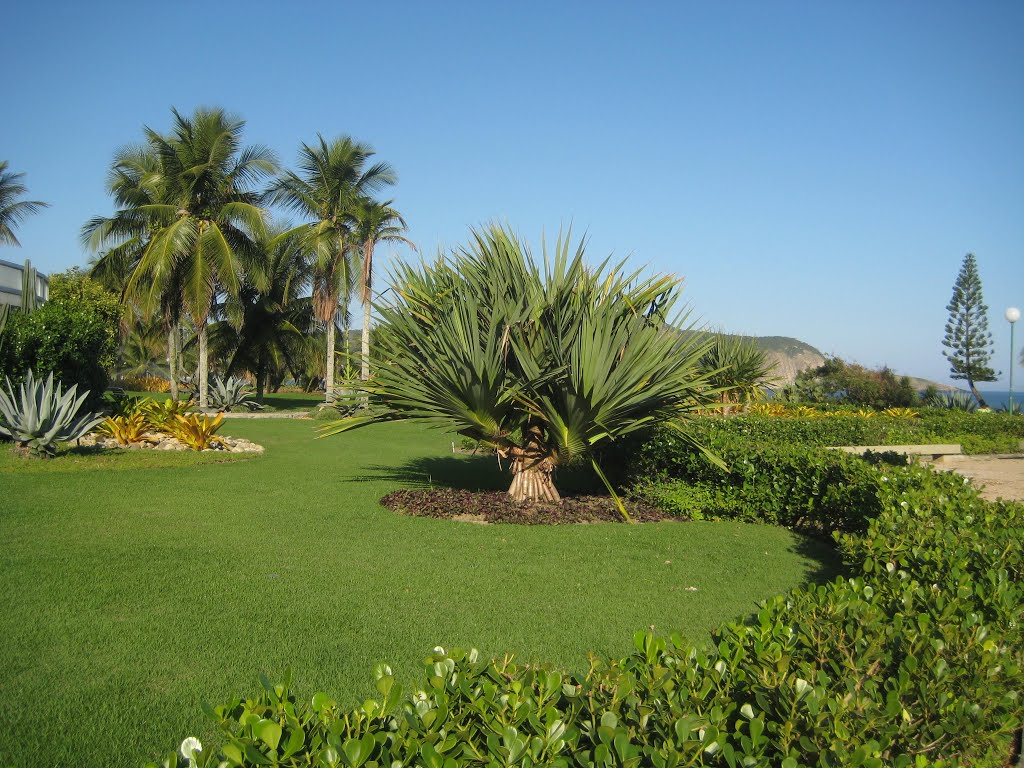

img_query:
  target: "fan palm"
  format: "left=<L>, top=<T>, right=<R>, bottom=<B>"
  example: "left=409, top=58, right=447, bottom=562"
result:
left=88, top=108, right=275, bottom=408
left=322, top=224, right=717, bottom=519
left=210, top=225, right=315, bottom=401
left=267, top=136, right=396, bottom=401
left=698, top=333, right=776, bottom=413
left=350, top=197, right=416, bottom=382
left=0, top=161, right=49, bottom=247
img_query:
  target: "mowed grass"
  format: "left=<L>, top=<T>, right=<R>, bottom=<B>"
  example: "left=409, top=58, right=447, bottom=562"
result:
left=0, top=420, right=841, bottom=767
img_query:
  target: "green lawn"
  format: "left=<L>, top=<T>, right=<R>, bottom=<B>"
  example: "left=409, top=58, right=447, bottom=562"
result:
left=0, top=420, right=842, bottom=767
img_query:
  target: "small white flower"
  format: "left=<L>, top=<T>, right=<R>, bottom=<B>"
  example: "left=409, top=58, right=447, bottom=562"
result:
left=180, top=737, right=202, bottom=763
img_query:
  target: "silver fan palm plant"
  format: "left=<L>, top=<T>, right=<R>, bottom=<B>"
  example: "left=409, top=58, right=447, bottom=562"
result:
left=321, top=224, right=719, bottom=520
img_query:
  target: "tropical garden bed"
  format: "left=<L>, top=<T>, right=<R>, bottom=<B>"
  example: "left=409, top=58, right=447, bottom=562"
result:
left=381, top=488, right=667, bottom=524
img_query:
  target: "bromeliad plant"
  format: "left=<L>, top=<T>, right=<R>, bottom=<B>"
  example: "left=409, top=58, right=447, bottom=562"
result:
left=321, top=224, right=717, bottom=519
left=140, top=397, right=196, bottom=429
left=96, top=411, right=153, bottom=445
left=0, top=370, right=104, bottom=456
left=167, top=412, right=225, bottom=450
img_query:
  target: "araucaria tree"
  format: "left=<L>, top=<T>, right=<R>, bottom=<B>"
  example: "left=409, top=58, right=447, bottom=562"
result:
left=322, top=225, right=715, bottom=519
left=942, top=252, right=996, bottom=407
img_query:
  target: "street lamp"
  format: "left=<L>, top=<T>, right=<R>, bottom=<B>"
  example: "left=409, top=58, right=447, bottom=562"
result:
left=1007, top=307, right=1021, bottom=411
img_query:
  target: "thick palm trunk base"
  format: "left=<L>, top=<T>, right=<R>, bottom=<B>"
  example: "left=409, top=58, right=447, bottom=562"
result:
left=508, top=464, right=561, bottom=503
left=506, top=436, right=560, bottom=503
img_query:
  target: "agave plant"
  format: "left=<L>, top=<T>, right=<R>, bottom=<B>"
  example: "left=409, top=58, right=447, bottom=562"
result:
left=0, top=370, right=104, bottom=456
left=207, top=375, right=263, bottom=412
left=924, top=390, right=977, bottom=412
left=322, top=224, right=718, bottom=520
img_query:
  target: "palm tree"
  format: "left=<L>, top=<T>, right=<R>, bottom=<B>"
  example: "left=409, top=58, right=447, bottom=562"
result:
left=322, top=224, right=718, bottom=519
left=698, top=333, right=776, bottom=414
left=210, top=225, right=315, bottom=401
left=267, top=136, right=396, bottom=401
left=89, top=108, right=275, bottom=409
left=0, top=161, right=49, bottom=247
left=350, top=198, right=416, bottom=383
left=83, top=145, right=187, bottom=400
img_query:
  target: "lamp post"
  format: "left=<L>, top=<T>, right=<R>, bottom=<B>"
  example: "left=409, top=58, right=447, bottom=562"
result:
left=1007, top=307, right=1020, bottom=411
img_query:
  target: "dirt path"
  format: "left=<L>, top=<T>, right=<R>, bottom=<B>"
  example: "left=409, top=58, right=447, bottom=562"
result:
left=929, top=454, right=1024, bottom=502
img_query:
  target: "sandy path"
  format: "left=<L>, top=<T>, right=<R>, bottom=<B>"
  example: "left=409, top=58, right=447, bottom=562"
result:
left=929, top=454, right=1024, bottom=503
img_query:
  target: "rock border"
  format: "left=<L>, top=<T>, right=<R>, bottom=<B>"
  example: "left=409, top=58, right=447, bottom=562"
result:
left=78, top=432, right=264, bottom=454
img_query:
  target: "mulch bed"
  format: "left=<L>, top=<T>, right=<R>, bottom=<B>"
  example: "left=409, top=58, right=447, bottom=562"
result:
left=380, top=488, right=672, bottom=524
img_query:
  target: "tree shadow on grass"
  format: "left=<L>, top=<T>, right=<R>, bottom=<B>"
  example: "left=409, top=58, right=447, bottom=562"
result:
left=358, top=452, right=603, bottom=495
left=786, top=530, right=847, bottom=587
left=359, top=452, right=847, bottom=597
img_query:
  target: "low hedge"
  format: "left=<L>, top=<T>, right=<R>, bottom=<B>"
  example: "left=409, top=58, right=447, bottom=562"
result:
left=663, top=411, right=1024, bottom=455
left=147, top=434, right=1023, bottom=767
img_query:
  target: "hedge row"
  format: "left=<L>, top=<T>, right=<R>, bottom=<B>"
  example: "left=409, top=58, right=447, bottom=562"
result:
left=674, top=411, right=1024, bottom=456
left=148, top=436, right=1023, bottom=767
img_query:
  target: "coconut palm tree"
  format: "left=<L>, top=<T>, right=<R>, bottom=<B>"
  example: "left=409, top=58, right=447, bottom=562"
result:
left=350, top=197, right=415, bottom=382
left=322, top=224, right=718, bottom=519
left=88, top=108, right=275, bottom=408
left=267, top=136, right=396, bottom=401
left=84, top=145, right=187, bottom=400
left=210, top=225, right=315, bottom=401
left=0, top=161, right=49, bottom=247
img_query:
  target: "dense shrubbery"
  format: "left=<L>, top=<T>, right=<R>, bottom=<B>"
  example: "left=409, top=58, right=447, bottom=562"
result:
left=776, top=357, right=917, bottom=409
left=0, top=269, right=120, bottom=408
left=150, top=422, right=1023, bottom=767
left=668, top=410, right=1024, bottom=456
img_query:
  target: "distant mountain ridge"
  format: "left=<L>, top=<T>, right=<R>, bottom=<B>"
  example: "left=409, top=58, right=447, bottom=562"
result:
left=720, top=333, right=826, bottom=386
left=716, top=333, right=955, bottom=392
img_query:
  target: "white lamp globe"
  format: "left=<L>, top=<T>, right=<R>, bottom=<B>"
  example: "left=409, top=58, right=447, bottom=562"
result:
left=1007, top=307, right=1021, bottom=323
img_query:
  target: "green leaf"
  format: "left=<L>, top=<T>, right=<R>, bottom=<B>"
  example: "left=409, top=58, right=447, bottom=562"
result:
left=254, top=718, right=282, bottom=752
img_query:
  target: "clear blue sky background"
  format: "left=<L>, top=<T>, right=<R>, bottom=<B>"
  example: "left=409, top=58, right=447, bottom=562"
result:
left=4, top=1, right=1022, bottom=387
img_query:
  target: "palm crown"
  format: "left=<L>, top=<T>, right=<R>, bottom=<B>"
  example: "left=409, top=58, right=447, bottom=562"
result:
left=0, top=161, right=49, bottom=247
left=323, top=224, right=716, bottom=518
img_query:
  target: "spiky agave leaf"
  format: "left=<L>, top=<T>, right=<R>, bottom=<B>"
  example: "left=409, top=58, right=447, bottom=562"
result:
left=0, top=370, right=104, bottom=456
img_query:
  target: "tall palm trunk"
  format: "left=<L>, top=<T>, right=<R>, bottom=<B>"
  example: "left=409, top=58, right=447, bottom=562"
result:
left=325, top=316, right=336, bottom=403
left=361, top=240, right=373, bottom=383
left=361, top=299, right=371, bottom=382
left=506, top=427, right=560, bottom=503
left=198, top=323, right=209, bottom=410
left=256, top=351, right=267, bottom=403
left=167, top=326, right=179, bottom=402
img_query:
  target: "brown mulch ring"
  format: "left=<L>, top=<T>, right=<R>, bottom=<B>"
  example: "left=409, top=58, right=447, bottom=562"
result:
left=380, top=488, right=672, bottom=524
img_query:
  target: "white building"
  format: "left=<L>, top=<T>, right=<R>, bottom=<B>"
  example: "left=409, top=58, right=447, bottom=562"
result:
left=0, top=258, right=48, bottom=308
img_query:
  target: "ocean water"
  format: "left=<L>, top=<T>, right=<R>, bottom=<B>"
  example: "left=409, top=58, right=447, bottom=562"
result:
left=974, top=391, right=1018, bottom=410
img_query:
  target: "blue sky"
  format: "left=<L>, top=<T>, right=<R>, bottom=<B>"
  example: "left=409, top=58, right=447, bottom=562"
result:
left=4, top=1, right=1022, bottom=387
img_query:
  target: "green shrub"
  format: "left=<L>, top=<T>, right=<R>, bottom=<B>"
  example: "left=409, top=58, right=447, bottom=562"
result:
left=150, top=432, right=1023, bottom=767
left=0, top=270, right=120, bottom=409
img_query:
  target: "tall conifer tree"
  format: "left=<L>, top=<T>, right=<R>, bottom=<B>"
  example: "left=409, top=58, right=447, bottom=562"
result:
left=942, top=252, right=996, bottom=407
